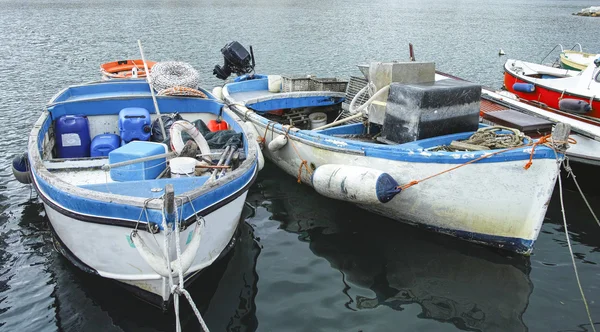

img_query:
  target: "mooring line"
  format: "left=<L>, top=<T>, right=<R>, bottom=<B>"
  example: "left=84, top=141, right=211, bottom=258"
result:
left=554, top=149, right=597, bottom=332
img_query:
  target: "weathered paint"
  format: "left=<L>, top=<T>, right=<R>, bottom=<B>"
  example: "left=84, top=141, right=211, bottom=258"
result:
left=224, top=81, right=562, bottom=254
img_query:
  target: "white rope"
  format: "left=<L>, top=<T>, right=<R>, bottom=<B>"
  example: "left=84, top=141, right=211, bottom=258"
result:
left=172, top=197, right=209, bottom=332
left=553, top=146, right=597, bottom=332
left=562, top=158, right=600, bottom=227
left=160, top=206, right=176, bottom=329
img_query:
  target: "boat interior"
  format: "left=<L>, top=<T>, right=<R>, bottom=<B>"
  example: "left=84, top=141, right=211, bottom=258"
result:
left=509, top=59, right=600, bottom=90
left=225, top=72, right=551, bottom=158
left=38, top=80, right=248, bottom=198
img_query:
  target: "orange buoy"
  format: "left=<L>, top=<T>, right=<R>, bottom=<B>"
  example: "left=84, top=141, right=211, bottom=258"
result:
left=100, top=59, right=156, bottom=79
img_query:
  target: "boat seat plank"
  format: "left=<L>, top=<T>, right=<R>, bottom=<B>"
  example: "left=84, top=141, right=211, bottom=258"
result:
left=482, top=109, right=553, bottom=133
left=80, top=176, right=210, bottom=198
left=44, top=157, right=109, bottom=170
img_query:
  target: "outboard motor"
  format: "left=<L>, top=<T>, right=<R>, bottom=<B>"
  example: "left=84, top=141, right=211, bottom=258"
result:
left=213, top=41, right=255, bottom=80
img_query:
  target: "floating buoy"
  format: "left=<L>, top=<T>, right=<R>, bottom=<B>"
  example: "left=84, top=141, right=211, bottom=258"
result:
left=558, top=99, right=591, bottom=114
left=513, top=83, right=535, bottom=93
left=311, top=164, right=402, bottom=204
left=12, top=153, right=31, bottom=184
left=268, top=135, right=288, bottom=152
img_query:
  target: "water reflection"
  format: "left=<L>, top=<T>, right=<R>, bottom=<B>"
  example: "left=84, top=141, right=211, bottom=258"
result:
left=252, top=164, right=532, bottom=332
left=45, top=204, right=260, bottom=332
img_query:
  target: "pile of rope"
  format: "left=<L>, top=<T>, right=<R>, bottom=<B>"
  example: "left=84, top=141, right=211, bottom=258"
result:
left=149, top=61, right=200, bottom=92
left=432, top=126, right=531, bottom=152
left=157, top=86, right=207, bottom=98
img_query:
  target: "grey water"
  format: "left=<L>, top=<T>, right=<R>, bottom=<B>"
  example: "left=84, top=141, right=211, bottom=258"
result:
left=0, top=0, right=599, bottom=331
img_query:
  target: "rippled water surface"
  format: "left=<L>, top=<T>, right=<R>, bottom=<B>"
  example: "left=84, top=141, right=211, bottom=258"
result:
left=1, top=0, right=599, bottom=331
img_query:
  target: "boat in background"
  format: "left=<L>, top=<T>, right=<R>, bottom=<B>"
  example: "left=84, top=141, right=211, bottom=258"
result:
left=100, top=59, right=156, bottom=80
left=13, top=61, right=259, bottom=310
left=430, top=71, right=600, bottom=168
left=216, top=41, right=570, bottom=255
left=560, top=50, right=600, bottom=71
left=503, top=57, right=600, bottom=116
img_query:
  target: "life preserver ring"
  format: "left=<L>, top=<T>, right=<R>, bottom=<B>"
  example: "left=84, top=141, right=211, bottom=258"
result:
left=169, top=120, right=211, bottom=155
left=100, top=60, right=156, bottom=79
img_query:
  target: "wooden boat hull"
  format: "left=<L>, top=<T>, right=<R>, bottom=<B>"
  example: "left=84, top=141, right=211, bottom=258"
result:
left=41, top=194, right=246, bottom=309
left=223, top=77, right=562, bottom=254
left=26, top=80, right=259, bottom=309
left=560, top=51, right=599, bottom=71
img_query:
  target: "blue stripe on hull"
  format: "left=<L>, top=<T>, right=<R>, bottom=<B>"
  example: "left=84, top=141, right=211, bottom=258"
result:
left=32, top=164, right=256, bottom=228
left=413, top=222, right=534, bottom=254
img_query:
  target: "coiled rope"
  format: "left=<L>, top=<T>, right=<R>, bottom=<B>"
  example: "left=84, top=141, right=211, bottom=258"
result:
left=149, top=62, right=200, bottom=92
left=399, top=132, right=576, bottom=191
left=158, top=86, right=207, bottom=98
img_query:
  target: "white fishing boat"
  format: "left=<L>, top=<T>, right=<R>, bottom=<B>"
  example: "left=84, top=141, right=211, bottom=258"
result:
left=560, top=50, right=600, bottom=71
left=213, top=42, right=571, bottom=255
left=13, top=60, right=259, bottom=310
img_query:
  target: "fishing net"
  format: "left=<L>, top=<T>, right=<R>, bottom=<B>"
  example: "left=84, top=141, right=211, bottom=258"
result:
left=149, top=62, right=200, bottom=92
left=151, top=114, right=242, bottom=150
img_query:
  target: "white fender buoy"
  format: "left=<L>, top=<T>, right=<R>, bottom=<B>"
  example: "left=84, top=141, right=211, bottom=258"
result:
left=244, top=122, right=265, bottom=171
left=169, top=120, right=211, bottom=156
left=212, top=86, right=223, bottom=100
left=311, top=164, right=402, bottom=204
left=130, top=223, right=204, bottom=277
left=268, top=134, right=288, bottom=152
left=268, top=75, right=282, bottom=93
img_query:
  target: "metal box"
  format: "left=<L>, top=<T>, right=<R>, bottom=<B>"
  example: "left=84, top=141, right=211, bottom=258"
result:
left=368, top=62, right=436, bottom=125
left=381, top=79, right=481, bottom=144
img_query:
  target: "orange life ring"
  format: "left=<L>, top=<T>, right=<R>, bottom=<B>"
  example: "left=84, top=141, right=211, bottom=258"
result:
left=100, top=59, right=157, bottom=79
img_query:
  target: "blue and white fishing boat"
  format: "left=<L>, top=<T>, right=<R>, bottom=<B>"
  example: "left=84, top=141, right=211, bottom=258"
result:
left=13, top=61, right=259, bottom=310
left=215, top=43, right=570, bottom=255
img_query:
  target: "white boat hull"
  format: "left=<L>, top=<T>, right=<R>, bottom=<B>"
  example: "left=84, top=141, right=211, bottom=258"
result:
left=257, top=126, right=558, bottom=254
left=44, top=192, right=247, bottom=308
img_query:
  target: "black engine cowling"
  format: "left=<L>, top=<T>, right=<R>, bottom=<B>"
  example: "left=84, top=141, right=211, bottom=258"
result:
left=213, top=41, right=255, bottom=80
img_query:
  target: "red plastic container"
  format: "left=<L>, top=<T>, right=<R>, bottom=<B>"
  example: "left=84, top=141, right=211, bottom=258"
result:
left=207, top=120, right=228, bottom=132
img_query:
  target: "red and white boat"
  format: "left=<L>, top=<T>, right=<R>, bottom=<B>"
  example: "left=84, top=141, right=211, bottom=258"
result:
left=503, top=57, right=600, bottom=118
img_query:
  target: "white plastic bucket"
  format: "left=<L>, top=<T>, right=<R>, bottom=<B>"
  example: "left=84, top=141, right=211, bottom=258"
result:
left=268, top=75, right=282, bottom=93
left=308, top=112, right=327, bottom=129
left=170, top=157, right=197, bottom=178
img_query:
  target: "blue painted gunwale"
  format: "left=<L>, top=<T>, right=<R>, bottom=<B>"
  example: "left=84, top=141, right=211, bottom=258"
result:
left=50, top=80, right=216, bottom=104
left=225, top=80, right=559, bottom=164
left=31, top=80, right=257, bottom=229
left=226, top=78, right=344, bottom=112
